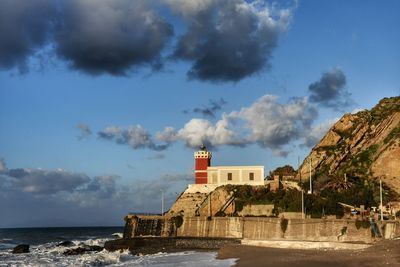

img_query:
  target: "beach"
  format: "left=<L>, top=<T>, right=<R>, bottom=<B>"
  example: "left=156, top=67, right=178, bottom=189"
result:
left=217, top=239, right=400, bottom=267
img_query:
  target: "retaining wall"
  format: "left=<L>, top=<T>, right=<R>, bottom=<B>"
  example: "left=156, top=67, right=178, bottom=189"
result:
left=125, top=214, right=400, bottom=243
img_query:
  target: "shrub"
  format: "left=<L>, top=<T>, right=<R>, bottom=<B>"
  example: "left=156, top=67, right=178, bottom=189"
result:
left=172, top=216, right=183, bottom=228
left=215, top=211, right=226, bottom=217
left=355, top=219, right=370, bottom=230
left=396, top=210, right=400, bottom=218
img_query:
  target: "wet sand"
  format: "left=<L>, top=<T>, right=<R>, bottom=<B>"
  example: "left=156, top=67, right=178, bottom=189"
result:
left=217, top=239, right=400, bottom=267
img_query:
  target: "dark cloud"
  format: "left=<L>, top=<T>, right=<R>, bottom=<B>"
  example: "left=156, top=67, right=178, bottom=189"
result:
left=4, top=168, right=90, bottom=195
left=98, top=125, right=170, bottom=151
left=0, top=161, right=191, bottom=227
left=184, top=98, right=227, bottom=118
left=169, top=0, right=291, bottom=82
left=0, top=0, right=56, bottom=73
left=308, top=67, right=353, bottom=110
left=0, top=158, right=6, bottom=172
left=82, top=175, right=118, bottom=199
left=77, top=123, right=92, bottom=139
left=0, top=0, right=292, bottom=83
left=54, top=0, right=173, bottom=76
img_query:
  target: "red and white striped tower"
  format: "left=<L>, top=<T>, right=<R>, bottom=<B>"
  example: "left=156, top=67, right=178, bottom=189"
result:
left=194, top=144, right=212, bottom=184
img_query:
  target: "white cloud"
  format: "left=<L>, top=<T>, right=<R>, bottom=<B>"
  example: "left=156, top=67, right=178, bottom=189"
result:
left=97, top=94, right=330, bottom=156
left=302, top=117, right=339, bottom=147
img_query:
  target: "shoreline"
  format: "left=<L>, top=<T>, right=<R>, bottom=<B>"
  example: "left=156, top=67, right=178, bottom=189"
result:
left=217, top=239, right=400, bottom=267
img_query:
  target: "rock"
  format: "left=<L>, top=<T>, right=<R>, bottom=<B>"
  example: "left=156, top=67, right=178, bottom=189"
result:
left=63, top=245, right=103, bottom=256
left=12, top=244, right=30, bottom=254
left=296, top=96, right=400, bottom=194
left=56, top=241, right=75, bottom=247
left=87, top=245, right=103, bottom=252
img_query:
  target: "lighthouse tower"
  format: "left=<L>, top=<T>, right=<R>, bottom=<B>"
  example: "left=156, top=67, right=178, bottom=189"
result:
left=194, top=144, right=212, bottom=184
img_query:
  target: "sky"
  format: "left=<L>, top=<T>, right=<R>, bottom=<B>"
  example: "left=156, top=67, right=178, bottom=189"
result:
left=0, top=0, right=399, bottom=227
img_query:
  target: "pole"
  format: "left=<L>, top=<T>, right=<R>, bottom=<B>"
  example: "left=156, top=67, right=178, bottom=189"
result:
left=302, top=190, right=304, bottom=219
left=161, top=189, right=164, bottom=216
left=208, top=192, right=211, bottom=217
left=380, top=179, right=383, bottom=221
left=309, top=158, right=312, bottom=194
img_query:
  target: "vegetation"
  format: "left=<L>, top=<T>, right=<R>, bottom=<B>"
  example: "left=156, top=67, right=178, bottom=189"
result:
left=370, top=97, right=400, bottom=125
left=355, top=219, right=370, bottom=230
left=266, top=165, right=297, bottom=180
left=172, top=215, right=183, bottom=228
left=384, top=126, right=400, bottom=144
left=225, top=185, right=342, bottom=218
left=214, top=211, right=226, bottom=217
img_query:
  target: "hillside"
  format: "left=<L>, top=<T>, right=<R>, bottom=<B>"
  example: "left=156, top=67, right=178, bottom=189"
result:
left=298, top=96, right=400, bottom=195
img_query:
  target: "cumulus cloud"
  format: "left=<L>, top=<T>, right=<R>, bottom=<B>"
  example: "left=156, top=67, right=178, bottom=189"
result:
left=230, top=95, right=317, bottom=149
left=55, top=0, right=173, bottom=75
left=184, top=98, right=227, bottom=118
left=83, top=175, right=118, bottom=198
left=148, top=94, right=319, bottom=155
left=169, top=0, right=292, bottom=82
left=98, top=125, right=170, bottom=151
left=308, top=67, right=353, bottom=110
left=96, top=94, right=338, bottom=156
left=0, top=0, right=293, bottom=82
left=0, top=0, right=56, bottom=73
left=77, top=123, right=92, bottom=139
left=4, top=168, right=90, bottom=195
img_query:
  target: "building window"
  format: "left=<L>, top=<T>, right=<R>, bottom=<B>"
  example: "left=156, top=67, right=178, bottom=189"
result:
left=249, top=172, right=254, bottom=181
left=227, top=173, right=232, bottom=181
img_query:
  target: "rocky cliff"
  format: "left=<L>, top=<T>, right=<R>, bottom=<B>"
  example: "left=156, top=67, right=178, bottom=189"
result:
left=298, top=96, right=400, bottom=194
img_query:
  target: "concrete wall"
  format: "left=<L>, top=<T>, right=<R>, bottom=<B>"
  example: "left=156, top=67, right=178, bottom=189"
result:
left=177, top=217, right=243, bottom=238
left=238, top=204, right=274, bottom=217
left=125, top=214, right=400, bottom=244
left=241, top=218, right=373, bottom=243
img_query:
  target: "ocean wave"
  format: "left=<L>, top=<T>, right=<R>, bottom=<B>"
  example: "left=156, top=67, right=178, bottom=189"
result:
left=0, top=237, right=236, bottom=267
left=111, top=233, right=123, bottom=239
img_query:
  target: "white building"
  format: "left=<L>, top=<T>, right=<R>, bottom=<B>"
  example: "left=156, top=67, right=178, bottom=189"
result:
left=194, top=145, right=265, bottom=186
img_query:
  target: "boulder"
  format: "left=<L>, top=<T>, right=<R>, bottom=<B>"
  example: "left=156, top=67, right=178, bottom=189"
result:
left=57, top=241, right=75, bottom=247
left=12, top=244, right=30, bottom=254
left=63, top=245, right=103, bottom=256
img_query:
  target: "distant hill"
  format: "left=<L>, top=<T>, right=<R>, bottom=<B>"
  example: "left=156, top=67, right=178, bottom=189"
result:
left=298, top=96, right=400, bottom=195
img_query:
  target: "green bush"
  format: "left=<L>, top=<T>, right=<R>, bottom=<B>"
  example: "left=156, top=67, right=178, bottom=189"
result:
left=214, top=211, right=226, bottom=217
left=355, top=220, right=370, bottom=230
left=384, top=126, right=400, bottom=144
left=172, top=216, right=183, bottom=228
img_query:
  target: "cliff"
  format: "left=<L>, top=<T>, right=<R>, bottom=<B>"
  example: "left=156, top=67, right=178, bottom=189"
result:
left=298, top=96, right=400, bottom=195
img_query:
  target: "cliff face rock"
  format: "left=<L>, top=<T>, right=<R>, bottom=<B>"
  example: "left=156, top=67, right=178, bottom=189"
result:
left=298, top=97, right=400, bottom=194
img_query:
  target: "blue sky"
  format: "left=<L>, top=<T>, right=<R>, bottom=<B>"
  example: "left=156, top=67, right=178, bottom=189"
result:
left=0, top=0, right=399, bottom=227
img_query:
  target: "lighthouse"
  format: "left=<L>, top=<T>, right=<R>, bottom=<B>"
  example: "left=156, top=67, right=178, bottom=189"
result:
left=194, top=144, right=212, bottom=184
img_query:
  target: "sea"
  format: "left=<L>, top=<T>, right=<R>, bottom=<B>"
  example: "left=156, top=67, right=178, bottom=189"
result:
left=0, top=227, right=236, bottom=267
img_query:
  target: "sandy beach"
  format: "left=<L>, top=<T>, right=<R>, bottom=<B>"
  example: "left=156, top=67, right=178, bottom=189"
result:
left=217, top=239, right=400, bottom=267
